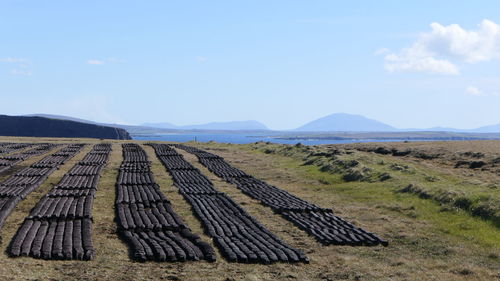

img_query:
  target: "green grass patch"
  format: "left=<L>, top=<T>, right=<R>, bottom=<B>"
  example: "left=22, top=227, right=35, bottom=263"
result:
left=241, top=142, right=500, bottom=249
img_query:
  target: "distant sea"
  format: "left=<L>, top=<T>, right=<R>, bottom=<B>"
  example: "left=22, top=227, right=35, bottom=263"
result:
left=132, top=133, right=407, bottom=145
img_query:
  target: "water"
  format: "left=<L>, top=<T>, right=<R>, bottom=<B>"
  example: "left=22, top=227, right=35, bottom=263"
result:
left=132, top=133, right=410, bottom=145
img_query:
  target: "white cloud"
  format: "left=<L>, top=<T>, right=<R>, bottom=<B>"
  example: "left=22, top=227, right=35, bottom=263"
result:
left=385, top=54, right=459, bottom=75
left=383, top=19, right=500, bottom=75
left=426, top=20, right=500, bottom=63
left=1, top=57, right=32, bottom=76
left=466, top=86, right=483, bottom=96
left=465, top=86, right=500, bottom=97
left=10, top=69, right=32, bottom=76
left=87, top=59, right=105, bottom=65
left=196, top=56, right=208, bottom=62
left=87, top=57, right=124, bottom=65
left=0, top=57, right=29, bottom=64
left=374, top=48, right=390, bottom=55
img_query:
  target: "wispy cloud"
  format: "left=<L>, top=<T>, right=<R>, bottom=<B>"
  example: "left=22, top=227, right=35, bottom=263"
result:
left=466, top=86, right=483, bottom=96
left=374, top=48, right=390, bottom=55
left=1, top=57, right=33, bottom=75
left=87, top=59, right=105, bottom=65
left=10, top=69, right=32, bottom=76
left=87, top=57, right=125, bottom=65
left=380, top=19, right=500, bottom=75
left=0, top=57, right=29, bottom=64
left=466, top=86, right=500, bottom=97
left=385, top=54, right=459, bottom=75
left=196, top=56, right=208, bottom=63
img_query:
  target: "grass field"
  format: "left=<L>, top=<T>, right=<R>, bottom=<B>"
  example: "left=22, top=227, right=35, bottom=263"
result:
left=0, top=137, right=498, bottom=281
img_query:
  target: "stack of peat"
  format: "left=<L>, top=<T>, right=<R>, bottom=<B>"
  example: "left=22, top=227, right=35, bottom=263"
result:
left=0, top=144, right=59, bottom=173
left=116, top=144, right=215, bottom=262
left=9, top=144, right=111, bottom=260
left=174, top=144, right=388, bottom=247
left=149, top=143, right=309, bottom=264
left=0, top=143, right=34, bottom=156
left=0, top=144, right=85, bottom=234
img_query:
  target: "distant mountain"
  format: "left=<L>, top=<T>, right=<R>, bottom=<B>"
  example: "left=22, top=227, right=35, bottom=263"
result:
left=403, top=124, right=500, bottom=133
left=143, top=120, right=269, bottom=131
left=402, top=126, right=465, bottom=132
left=470, top=124, right=500, bottom=133
left=25, top=114, right=269, bottom=133
left=296, top=113, right=396, bottom=132
left=141, top=122, right=178, bottom=129
left=425, top=127, right=464, bottom=132
left=24, top=113, right=500, bottom=134
left=181, top=120, right=268, bottom=131
left=1, top=115, right=131, bottom=139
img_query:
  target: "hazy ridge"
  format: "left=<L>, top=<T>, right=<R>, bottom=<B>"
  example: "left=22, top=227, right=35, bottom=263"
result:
left=23, top=113, right=500, bottom=134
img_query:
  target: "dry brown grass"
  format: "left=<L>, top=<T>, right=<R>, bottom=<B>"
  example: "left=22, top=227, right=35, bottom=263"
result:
left=0, top=137, right=497, bottom=280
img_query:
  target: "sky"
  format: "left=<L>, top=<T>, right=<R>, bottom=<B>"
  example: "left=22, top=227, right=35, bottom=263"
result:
left=1, top=1, right=500, bottom=130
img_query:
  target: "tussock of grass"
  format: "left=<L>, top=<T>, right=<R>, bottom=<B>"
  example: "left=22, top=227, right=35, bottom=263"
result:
left=260, top=143, right=393, bottom=183
left=398, top=184, right=500, bottom=226
left=250, top=142, right=500, bottom=228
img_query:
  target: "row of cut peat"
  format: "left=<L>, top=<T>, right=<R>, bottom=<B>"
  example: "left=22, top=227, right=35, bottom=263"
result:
left=0, top=143, right=58, bottom=173
left=9, top=144, right=109, bottom=260
left=115, top=144, right=215, bottom=262
left=174, top=144, right=388, bottom=247
left=0, top=143, right=34, bottom=157
left=149, top=143, right=309, bottom=264
left=0, top=144, right=85, bottom=234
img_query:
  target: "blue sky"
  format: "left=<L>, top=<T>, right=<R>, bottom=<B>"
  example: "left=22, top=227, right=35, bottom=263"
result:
left=1, top=1, right=500, bottom=130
